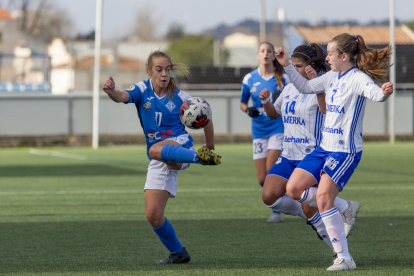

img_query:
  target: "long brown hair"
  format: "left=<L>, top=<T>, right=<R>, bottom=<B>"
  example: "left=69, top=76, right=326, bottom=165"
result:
left=259, top=42, right=285, bottom=90
left=331, top=33, right=392, bottom=82
left=291, top=43, right=330, bottom=74
left=146, top=51, right=190, bottom=97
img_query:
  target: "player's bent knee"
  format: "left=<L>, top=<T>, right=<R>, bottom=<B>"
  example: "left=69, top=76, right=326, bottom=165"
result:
left=146, top=212, right=164, bottom=228
left=286, top=183, right=301, bottom=201
left=148, top=145, right=162, bottom=160
left=316, top=192, right=333, bottom=210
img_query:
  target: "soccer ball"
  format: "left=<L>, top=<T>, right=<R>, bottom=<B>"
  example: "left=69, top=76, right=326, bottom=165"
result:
left=180, top=97, right=212, bottom=129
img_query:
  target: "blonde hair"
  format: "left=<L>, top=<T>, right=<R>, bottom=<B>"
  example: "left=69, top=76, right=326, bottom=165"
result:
left=146, top=51, right=191, bottom=97
left=331, top=33, right=392, bottom=82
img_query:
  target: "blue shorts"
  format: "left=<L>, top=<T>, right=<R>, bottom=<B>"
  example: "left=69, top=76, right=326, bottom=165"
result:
left=267, top=156, right=321, bottom=183
left=296, top=146, right=362, bottom=191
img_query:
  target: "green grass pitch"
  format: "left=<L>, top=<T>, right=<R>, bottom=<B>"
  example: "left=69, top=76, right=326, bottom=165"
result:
left=0, top=143, right=413, bottom=275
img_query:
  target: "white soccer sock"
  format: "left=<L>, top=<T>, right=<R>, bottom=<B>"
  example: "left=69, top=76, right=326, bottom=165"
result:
left=334, top=197, right=349, bottom=214
left=298, top=187, right=318, bottom=207
left=267, top=194, right=307, bottom=219
left=308, top=212, right=333, bottom=251
left=321, top=208, right=350, bottom=260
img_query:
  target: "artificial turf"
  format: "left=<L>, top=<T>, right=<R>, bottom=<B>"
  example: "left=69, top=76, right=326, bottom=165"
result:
left=0, top=143, right=413, bottom=275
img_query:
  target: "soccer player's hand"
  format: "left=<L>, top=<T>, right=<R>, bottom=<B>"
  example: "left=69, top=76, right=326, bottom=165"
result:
left=259, top=89, right=271, bottom=100
left=103, top=76, right=115, bottom=94
left=201, top=144, right=215, bottom=150
left=382, top=82, right=393, bottom=96
left=275, top=48, right=290, bottom=67
left=305, top=65, right=317, bottom=80
left=245, top=107, right=260, bottom=118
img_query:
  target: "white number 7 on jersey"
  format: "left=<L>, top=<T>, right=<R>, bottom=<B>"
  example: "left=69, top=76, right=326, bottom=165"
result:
left=155, top=112, right=162, bottom=126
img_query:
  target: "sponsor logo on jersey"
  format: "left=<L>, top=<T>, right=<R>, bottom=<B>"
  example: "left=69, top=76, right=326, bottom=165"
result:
left=325, top=157, right=339, bottom=170
left=321, top=235, right=328, bottom=239
left=339, top=140, right=344, bottom=145
left=250, top=86, right=257, bottom=93
left=147, top=130, right=174, bottom=142
left=284, top=95, right=290, bottom=99
left=147, top=97, right=154, bottom=100
left=329, top=83, right=333, bottom=88
left=165, top=100, right=176, bottom=112
left=301, top=94, right=308, bottom=102
left=283, top=116, right=306, bottom=126
left=323, top=126, right=344, bottom=135
left=305, top=147, right=311, bottom=153
left=293, top=95, right=299, bottom=100
left=366, top=81, right=375, bottom=86
left=253, top=82, right=261, bottom=86
left=284, top=136, right=310, bottom=144
left=276, top=157, right=282, bottom=164
left=327, top=104, right=345, bottom=114
left=126, top=85, right=135, bottom=91
left=143, top=101, right=151, bottom=110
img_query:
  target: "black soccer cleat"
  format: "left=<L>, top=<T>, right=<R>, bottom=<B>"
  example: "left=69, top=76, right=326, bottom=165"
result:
left=307, top=221, right=323, bottom=240
left=197, top=148, right=221, bottom=165
left=155, top=247, right=191, bottom=264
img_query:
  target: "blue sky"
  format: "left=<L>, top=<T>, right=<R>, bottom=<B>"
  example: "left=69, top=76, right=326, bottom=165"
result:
left=48, top=0, right=414, bottom=39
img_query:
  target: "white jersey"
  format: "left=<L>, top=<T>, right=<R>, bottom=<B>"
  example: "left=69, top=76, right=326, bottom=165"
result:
left=284, top=65, right=390, bottom=153
left=274, top=83, right=324, bottom=160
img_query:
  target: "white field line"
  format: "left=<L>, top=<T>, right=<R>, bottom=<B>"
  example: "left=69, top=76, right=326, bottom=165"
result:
left=29, top=148, right=90, bottom=161
left=0, top=186, right=413, bottom=197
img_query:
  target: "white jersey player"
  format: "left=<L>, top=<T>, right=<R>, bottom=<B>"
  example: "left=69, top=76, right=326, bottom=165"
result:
left=260, top=43, right=357, bottom=258
left=276, top=34, right=394, bottom=271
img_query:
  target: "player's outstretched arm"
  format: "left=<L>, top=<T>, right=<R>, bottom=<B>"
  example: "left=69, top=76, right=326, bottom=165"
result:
left=202, top=120, right=215, bottom=150
left=102, top=76, right=130, bottom=103
left=259, top=89, right=280, bottom=120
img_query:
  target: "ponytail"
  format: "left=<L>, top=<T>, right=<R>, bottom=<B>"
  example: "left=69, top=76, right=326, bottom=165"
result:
left=273, top=58, right=285, bottom=91
left=332, top=33, right=392, bottom=82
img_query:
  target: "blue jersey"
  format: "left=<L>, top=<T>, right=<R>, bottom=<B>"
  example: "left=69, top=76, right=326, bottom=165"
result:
left=125, top=79, right=192, bottom=159
left=241, top=68, right=289, bottom=139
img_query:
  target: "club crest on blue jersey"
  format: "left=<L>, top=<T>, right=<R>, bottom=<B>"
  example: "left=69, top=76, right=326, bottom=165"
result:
left=250, top=87, right=257, bottom=93
left=165, top=100, right=176, bottom=112
left=127, top=85, right=135, bottom=91
left=143, top=101, right=151, bottom=110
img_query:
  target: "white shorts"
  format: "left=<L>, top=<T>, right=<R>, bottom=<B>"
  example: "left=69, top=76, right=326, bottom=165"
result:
left=253, top=133, right=283, bottom=160
left=144, top=134, right=194, bottom=198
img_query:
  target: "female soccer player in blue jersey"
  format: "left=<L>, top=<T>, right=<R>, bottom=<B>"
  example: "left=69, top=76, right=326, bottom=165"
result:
left=102, top=51, right=221, bottom=265
left=259, top=43, right=359, bottom=258
left=240, top=42, right=289, bottom=223
left=276, top=34, right=393, bottom=271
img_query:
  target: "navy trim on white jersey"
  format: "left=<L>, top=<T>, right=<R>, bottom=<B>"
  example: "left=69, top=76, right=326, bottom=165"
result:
left=349, top=96, right=365, bottom=153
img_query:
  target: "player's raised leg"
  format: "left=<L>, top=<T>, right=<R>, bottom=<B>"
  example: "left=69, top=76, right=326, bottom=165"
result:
left=149, top=138, right=220, bottom=166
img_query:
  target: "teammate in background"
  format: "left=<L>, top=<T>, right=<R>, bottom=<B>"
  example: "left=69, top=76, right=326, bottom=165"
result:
left=240, top=42, right=290, bottom=223
left=259, top=43, right=359, bottom=258
left=102, top=51, right=221, bottom=265
left=276, top=34, right=393, bottom=271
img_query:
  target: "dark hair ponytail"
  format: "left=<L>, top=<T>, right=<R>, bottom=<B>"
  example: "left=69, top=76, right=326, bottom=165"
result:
left=332, top=33, right=392, bottom=82
left=291, top=43, right=330, bottom=74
